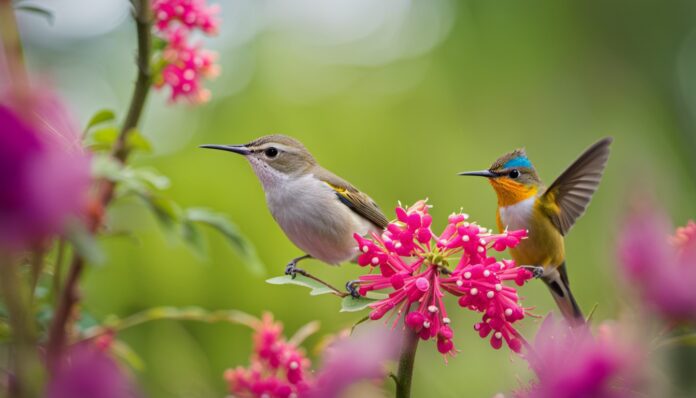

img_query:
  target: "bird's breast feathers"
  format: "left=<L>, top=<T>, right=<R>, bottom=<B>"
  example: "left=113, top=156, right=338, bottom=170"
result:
left=498, top=195, right=536, bottom=231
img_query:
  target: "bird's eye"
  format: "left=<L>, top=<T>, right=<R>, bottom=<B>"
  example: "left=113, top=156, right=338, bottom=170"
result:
left=264, top=147, right=278, bottom=158
left=509, top=169, right=520, bottom=179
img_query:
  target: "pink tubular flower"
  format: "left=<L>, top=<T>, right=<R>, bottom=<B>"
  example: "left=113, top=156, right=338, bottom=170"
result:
left=224, top=313, right=311, bottom=398
left=152, top=0, right=219, bottom=34
left=618, top=207, right=696, bottom=322
left=0, top=91, right=91, bottom=248
left=151, top=1, right=219, bottom=103
left=355, top=200, right=533, bottom=357
left=518, top=315, right=644, bottom=398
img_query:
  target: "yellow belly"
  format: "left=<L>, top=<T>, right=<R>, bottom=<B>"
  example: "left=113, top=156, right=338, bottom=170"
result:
left=497, top=201, right=565, bottom=268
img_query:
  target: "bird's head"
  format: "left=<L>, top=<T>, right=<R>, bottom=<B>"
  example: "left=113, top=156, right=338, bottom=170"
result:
left=200, top=135, right=316, bottom=188
left=459, top=148, right=542, bottom=206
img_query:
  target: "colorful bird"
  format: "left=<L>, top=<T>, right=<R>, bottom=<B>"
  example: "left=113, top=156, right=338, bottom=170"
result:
left=458, top=138, right=613, bottom=324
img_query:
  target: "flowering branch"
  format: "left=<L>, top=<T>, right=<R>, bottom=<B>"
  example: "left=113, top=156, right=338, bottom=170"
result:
left=46, top=0, right=153, bottom=365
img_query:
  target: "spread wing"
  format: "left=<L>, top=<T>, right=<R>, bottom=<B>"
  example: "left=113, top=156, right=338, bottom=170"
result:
left=542, top=137, right=612, bottom=235
left=314, top=167, right=389, bottom=229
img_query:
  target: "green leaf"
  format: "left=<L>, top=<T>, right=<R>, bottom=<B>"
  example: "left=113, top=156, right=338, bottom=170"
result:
left=181, top=220, right=206, bottom=257
left=186, top=208, right=265, bottom=276
left=266, top=275, right=335, bottom=296
left=91, top=154, right=123, bottom=181
left=85, top=109, right=116, bottom=130
left=85, top=127, right=118, bottom=151
left=65, top=222, right=105, bottom=265
left=125, top=128, right=153, bottom=153
left=139, top=194, right=182, bottom=232
left=340, top=296, right=378, bottom=312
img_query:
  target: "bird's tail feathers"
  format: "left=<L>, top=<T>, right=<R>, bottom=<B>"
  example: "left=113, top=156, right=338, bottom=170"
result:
left=542, top=263, right=584, bottom=327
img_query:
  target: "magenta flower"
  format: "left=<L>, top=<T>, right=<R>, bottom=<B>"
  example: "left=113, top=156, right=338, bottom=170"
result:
left=224, top=313, right=312, bottom=398
left=0, top=91, right=91, bottom=248
left=355, top=200, right=533, bottom=357
left=153, top=0, right=219, bottom=34
left=224, top=314, right=399, bottom=398
left=519, top=315, right=644, bottom=398
left=152, top=0, right=219, bottom=103
left=618, top=207, right=696, bottom=322
left=47, top=343, right=139, bottom=398
left=306, top=324, right=400, bottom=398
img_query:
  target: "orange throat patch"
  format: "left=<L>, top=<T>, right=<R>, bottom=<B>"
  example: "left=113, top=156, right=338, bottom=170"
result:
left=489, top=178, right=538, bottom=207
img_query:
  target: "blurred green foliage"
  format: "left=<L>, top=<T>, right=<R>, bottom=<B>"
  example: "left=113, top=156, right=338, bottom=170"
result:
left=26, top=0, right=696, bottom=396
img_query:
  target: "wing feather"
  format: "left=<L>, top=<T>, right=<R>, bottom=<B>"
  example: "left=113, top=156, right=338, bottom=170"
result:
left=542, top=137, right=613, bottom=235
left=313, top=167, right=389, bottom=229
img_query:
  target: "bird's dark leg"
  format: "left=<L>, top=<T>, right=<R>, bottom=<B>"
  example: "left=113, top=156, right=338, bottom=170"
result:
left=285, top=254, right=312, bottom=279
left=521, top=265, right=545, bottom=279
left=345, top=280, right=361, bottom=298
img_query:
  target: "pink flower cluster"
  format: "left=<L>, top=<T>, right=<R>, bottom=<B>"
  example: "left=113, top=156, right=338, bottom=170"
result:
left=618, top=207, right=696, bottom=322
left=354, top=200, right=533, bottom=357
left=517, top=315, right=644, bottom=398
left=152, top=0, right=220, bottom=103
left=224, top=313, right=311, bottom=398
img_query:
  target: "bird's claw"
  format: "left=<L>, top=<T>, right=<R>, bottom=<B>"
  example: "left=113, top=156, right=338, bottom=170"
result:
left=345, top=280, right=361, bottom=298
left=285, top=263, right=307, bottom=279
left=521, top=265, right=544, bottom=279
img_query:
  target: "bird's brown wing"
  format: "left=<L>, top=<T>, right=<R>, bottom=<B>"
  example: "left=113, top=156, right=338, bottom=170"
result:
left=314, top=167, right=389, bottom=229
left=542, top=137, right=613, bottom=235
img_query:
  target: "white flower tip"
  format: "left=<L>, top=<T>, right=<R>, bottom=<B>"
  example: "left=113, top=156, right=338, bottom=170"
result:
left=483, top=270, right=491, bottom=277
left=470, top=288, right=478, bottom=295
left=494, top=332, right=502, bottom=339
left=486, top=291, right=494, bottom=299
left=464, top=271, right=472, bottom=279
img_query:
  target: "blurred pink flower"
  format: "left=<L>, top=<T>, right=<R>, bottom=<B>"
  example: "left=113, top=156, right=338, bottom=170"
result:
left=355, top=200, right=533, bottom=357
left=152, top=0, right=219, bottom=34
left=151, top=1, right=219, bottom=104
left=0, top=90, right=91, bottom=248
left=46, top=344, right=139, bottom=398
left=618, top=207, right=696, bottom=322
left=224, top=314, right=399, bottom=398
left=519, top=315, right=644, bottom=398
left=306, top=324, right=400, bottom=398
left=224, top=313, right=312, bottom=398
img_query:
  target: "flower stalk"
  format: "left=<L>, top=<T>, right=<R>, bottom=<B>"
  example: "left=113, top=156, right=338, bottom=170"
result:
left=395, top=328, right=420, bottom=398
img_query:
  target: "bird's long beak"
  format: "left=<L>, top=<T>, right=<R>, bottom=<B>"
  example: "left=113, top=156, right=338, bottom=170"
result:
left=199, top=144, right=251, bottom=155
left=457, top=170, right=497, bottom=178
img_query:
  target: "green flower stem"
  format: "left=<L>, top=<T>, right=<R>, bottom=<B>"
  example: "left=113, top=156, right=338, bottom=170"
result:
left=46, top=0, right=153, bottom=365
left=0, top=257, right=43, bottom=398
left=395, top=328, right=420, bottom=398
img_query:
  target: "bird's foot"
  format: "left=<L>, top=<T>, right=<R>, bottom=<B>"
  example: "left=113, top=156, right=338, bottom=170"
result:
left=521, top=265, right=544, bottom=279
left=345, top=280, right=361, bottom=298
left=285, top=262, right=307, bottom=279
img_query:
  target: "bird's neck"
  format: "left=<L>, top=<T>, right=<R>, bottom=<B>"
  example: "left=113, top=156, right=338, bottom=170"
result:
left=489, top=179, right=539, bottom=207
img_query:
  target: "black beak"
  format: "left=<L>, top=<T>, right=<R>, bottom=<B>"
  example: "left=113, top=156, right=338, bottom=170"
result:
left=458, top=170, right=497, bottom=178
left=199, top=144, right=251, bottom=155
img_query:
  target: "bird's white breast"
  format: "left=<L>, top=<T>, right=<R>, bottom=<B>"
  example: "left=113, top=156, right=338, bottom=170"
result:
left=249, top=161, right=377, bottom=264
left=499, top=196, right=536, bottom=230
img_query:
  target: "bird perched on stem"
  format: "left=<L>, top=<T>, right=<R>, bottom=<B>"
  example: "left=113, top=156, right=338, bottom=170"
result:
left=200, top=135, right=388, bottom=294
left=459, top=137, right=612, bottom=324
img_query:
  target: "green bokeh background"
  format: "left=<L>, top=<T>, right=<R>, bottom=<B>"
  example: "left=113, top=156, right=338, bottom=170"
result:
left=23, top=0, right=696, bottom=396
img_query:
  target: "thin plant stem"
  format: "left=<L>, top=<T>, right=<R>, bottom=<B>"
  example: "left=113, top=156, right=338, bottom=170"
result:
left=52, top=239, right=66, bottom=306
left=395, top=328, right=419, bottom=398
left=46, top=0, right=153, bottom=365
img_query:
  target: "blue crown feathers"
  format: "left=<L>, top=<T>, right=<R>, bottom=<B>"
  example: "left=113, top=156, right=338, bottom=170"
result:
left=503, top=156, right=533, bottom=169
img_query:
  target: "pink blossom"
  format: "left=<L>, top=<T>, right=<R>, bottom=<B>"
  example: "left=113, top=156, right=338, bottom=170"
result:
left=518, top=315, right=644, bottom=398
left=618, top=207, right=696, bottom=322
left=224, top=313, right=312, bottom=398
left=0, top=90, right=91, bottom=248
left=151, top=1, right=220, bottom=104
left=152, top=0, right=219, bottom=35
left=46, top=343, right=139, bottom=398
left=355, top=200, right=533, bottom=357
left=306, top=324, right=400, bottom=398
